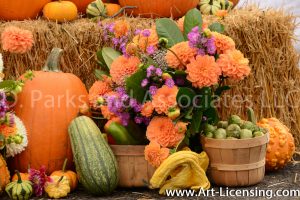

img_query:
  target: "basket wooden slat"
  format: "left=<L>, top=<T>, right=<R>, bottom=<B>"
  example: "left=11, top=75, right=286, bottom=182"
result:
left=201, top=134, right=269, bottom=187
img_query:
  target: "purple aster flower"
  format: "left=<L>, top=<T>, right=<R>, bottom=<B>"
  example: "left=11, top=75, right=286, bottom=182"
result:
left=112, top=38, right=119, bottom=47
left=116, top=87, right=126, bottom=96
left=133, top=103, right=142, bottom=112
left=206, top=37, right=216, bottom=55
left=29, top=166, right=52, bottom=197
left=142, top=29, right=151, bottom=37
left=165, top=78, right=175, bottom=88
left=146, top=45, right=155, bottom=55
left=129, top=98, right=138, bottom=108
left=134, top=116, right=143, bottom=124
left=141, top=78, right=149, bottom=87
left=149, top=86, right=158, bottom=96
left=155, top=68, right=163, bottom=76
left=197, top=48, right=205, bottom=56
left=134, top=29, right=141, bottom=35
left=119, top=112, right=130, bottom=126
left=146, top=65, right=155, bottom=77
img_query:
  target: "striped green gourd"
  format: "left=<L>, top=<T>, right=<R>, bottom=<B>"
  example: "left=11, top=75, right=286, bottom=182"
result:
left=5, top=171, right=32, bottom=200
left=68, top=116, right=119, bottom=196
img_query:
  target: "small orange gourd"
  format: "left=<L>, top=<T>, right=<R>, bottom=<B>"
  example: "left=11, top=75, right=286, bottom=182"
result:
left=0, top=155, right=10, bottom=195
left=43, top=0, right=78, bottom=22
left=257, top=118, right=295, bottom=171
left=51, top=159, right=78, bottom=191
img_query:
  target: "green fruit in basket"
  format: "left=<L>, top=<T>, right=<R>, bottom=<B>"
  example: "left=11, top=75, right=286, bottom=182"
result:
left=204, top=124, right=216, bottom=133
left=217, top=121, right=228, bottom=129
left=241, top=121, right=257, bottom=132
left=226, top=124, right=241, bottom=138
left=205, top=132, right=214, bottom=138
left=253, top=131, right=264, bottom=138
left=228, top=115, right=243, bottom=126
left=240, top=129, right=253, bottom=139
left=259, top=127, right=268, bottom=134
left=106, top=122, right=140, bottom=145
left=214, top=128, right=227, bottom=139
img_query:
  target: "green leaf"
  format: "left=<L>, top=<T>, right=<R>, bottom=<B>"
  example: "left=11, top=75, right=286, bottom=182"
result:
left=156, top=18, right=184, bottom=48
left=125, top=69, right=147, bottom=103
left=199, top=87, right=212, bottom=110
left=184, top=8, right=203, bottom=39
left=204, top=106, right=219, bottom=124
left=94, top=69, right=109, bottom=80
left=209, top=22, right=225, bottom=33
left=101, top=47, right=121, bottom=69
left=96, top=49, right=109, bottom=72
left=191, top=108, right=203, bottom=134
left=176, top=87, right=196, bottom=108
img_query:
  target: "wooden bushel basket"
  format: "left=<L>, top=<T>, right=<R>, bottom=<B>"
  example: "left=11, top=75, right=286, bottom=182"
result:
left=110, top=145, right=155, bottom=188
left=201, top=134, right=269, bottom=187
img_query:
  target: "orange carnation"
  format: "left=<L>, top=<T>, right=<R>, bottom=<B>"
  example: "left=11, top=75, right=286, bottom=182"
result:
left=144, top=141, right=170, bottom=167
left=165, top=41, right=197, bottom=70
left=132, top=28, right=159, bottom=51
left=186, top=55, right=221, bottom=88
left=152, top=85, right=178, bottom=115
left=110, top=55, right=140, bottom=86
left=177, top=17, right=208, bottom=32
left=141, top=101, right=154, bottom=117
left=146, top=117, right=185, bottom=148
left=217, top=49, right=251, bottom=81
left=1, top=26, right=34, bottom=54
left=88, top=78, right=112, bottom=106
left=212, top=32, right=235, bottom=54
left=114, top=20, right=130, bottom=38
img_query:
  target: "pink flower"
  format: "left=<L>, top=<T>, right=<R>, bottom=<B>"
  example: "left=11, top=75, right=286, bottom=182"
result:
left=1, top=26, right=34, bottom=54
left=29, top=166, right=52, bottom=197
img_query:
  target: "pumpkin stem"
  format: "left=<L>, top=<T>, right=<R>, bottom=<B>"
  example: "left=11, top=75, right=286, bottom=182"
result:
left=56, top=176, right=64, bottom=187
left=43, top=48, right=63, bottom=72
left=15, top=170, right=23, bottom=184
left=62, top=158, right=68, bottom=172
left=108, top=6, right=137, bottom=18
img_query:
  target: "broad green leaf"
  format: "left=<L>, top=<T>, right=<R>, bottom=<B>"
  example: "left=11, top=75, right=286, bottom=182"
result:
left=96, top=49, right=109, bottom=72
left=215, top=85, right=230, bottom=97
left=204, top=106, right=219, bottom=124
left=176, top=87, right=196, bottom=108
left=191, top=108, right=203, bottom=134
left=101, top=47, right=121, bottom=69
left=125, top=69, right=147, bottom=103
left=156, top=18, right=184, bottom=47
left=199, top=87, right=212, bottom=110
left=209, top=22, right=225, bottom=33
left=94, top=69, right=109, bottom=80
left=184, top=8, right=203, bottom=39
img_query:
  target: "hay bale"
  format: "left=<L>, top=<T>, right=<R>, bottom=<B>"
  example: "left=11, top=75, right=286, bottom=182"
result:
left=1, top=7, right=300, bottom=145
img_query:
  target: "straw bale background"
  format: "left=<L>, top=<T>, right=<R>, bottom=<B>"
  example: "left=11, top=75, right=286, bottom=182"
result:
left=0, top=7, right=299, bottom=145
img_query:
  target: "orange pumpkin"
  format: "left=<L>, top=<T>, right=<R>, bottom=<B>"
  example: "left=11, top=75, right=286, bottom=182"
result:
left=51, top=158, right=78, bottom=191
left=119, top=0, right=199, bottom=18
left=0, top=155, right=10, bottom=195
left=43, top=0, right=78, bottom=22
left=257, top=118, right=295, bottom=171
left=0, top=0, right=51, bottom=20
left=105, top=3, right=122, bottom=17
left=9, top=48, right=88, bottom=174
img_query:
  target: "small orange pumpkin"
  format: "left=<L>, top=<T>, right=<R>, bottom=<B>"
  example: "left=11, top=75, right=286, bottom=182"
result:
left=0, top=155, right=10, bottom=195
left=51, top=159, right=78, bottom=191
left=43, top=0, right=78, bottom=22
left=11, top=172, right=30, bottom=182
left=257, top=118, right=295, bottom=171
left=105, top=3, right=122, bottom=17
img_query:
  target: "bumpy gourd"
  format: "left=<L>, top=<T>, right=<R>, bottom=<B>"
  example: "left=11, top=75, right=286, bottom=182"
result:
left=45, top=176, right=71, bottom=199
left=257, top=118, right=295, bottom=171
left=0, top=155, right=10, bottom=195
left=5, top=171, right=32, bottom=200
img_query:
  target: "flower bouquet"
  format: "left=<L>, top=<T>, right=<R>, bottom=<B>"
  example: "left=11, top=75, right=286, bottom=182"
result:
left=90, top=8, right=251, bottom=168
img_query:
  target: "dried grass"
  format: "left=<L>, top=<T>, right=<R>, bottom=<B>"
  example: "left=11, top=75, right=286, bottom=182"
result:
left=0, top=7, right=300, bottom=145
